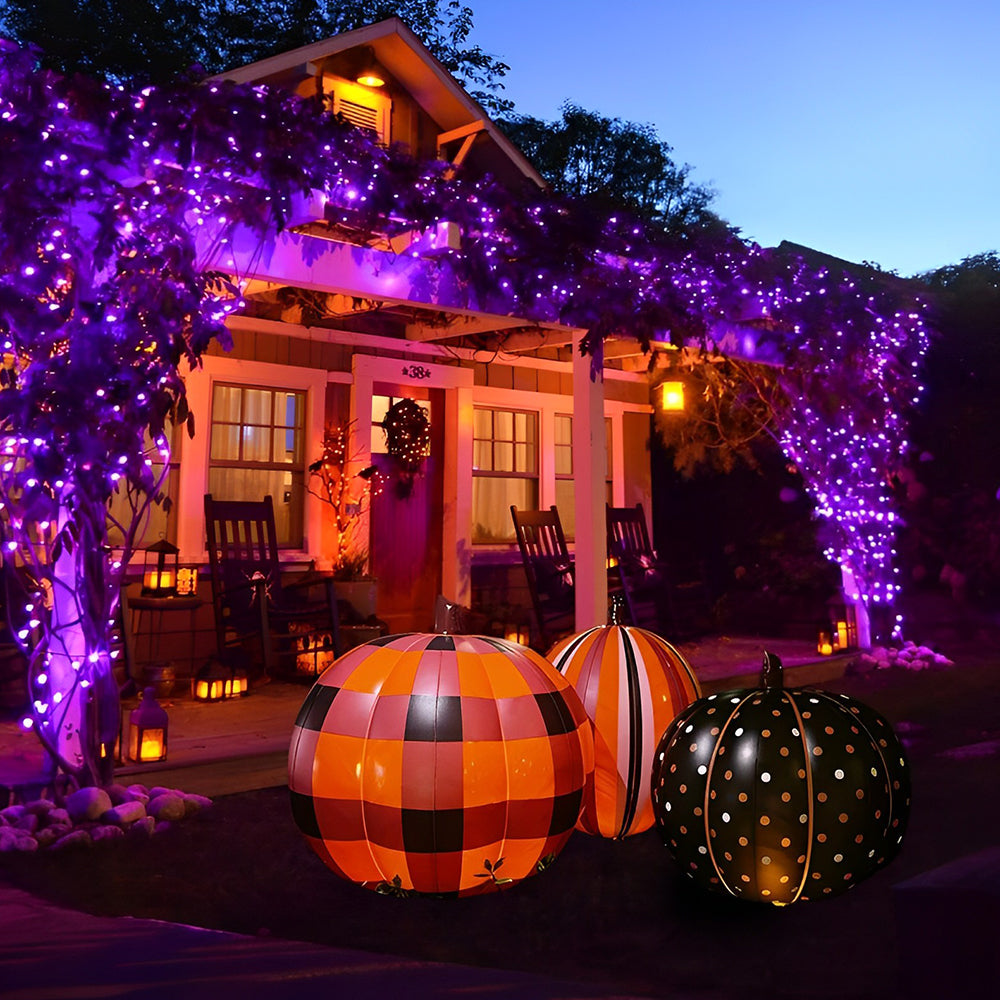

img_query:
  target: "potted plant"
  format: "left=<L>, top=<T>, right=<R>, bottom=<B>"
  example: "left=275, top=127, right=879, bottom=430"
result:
left=308, top=424, right=382, bottom=622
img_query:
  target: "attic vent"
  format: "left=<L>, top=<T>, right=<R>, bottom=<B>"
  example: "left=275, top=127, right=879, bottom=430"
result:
left=338, top=98, right=381, bottom=134
left=324, top=75, right=391, bottom=145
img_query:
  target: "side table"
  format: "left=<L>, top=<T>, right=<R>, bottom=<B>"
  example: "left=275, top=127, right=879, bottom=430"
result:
left=122, top=593, right=204, bottom=695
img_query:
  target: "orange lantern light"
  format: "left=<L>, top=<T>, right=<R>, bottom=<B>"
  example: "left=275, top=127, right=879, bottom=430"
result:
left=548, top=624, right=701, bottom=838
left=127, top=687, right=168, bottom=763
left=288, top=633, right=594, bottom=896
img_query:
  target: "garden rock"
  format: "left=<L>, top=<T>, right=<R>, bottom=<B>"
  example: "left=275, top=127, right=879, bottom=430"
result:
left=24, top=799, right=55, bottom=818
left=52, top=829, right=92, bottom=850
left=102, top=801, right=147, bottom=827
left=47, top=807, right=70, bottom=827
left=1, top=805, right=26, bottom=823
left=182, top=793, right=212, bottom=817
left=106, top=783, right=135, bottom=806
left=65, top=787, right=112, bottom=823
left=14, top=812, right=39, bottom=834
left=147, top=794, right=186, bottom=822
left=126, top=784, right=151, bottom=804
left=92, top=824, right=126, bottom=843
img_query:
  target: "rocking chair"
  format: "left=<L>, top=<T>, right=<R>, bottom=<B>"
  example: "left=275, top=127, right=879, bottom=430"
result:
left=204, top=495, right=341, bottom=680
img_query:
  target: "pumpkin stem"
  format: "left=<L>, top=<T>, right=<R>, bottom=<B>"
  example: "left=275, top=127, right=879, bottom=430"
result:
left=761, top=651, right=784, bottom=690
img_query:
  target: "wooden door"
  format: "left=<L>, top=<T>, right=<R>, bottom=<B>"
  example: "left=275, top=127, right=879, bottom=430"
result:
left=369, top=387, right=444, bottom=633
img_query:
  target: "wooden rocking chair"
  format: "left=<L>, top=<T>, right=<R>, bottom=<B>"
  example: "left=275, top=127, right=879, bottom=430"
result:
left=510, top=505, right=577, bottom=651
left=204, top=495, right=341, bottom=680
left=607, top=503, right=712, bottom=639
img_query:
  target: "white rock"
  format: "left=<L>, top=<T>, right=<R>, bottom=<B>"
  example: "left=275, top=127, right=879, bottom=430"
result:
left=0, top=827, right=20, bottom=852
left=14, top=813, right=39, bottom=834
left=106, top=783, right=134, bottom=806
left=102, top=801, right=147, bottom=826
left=46, top=808, right=70, bottom=828
left=24, top=799, right=55, bottom=817
left=92, top=824, right=126, bottom=842
left=52, top=829, right=92, bottom=850
left=1, top=805, right=25, bottom=823
left=148, top=786, right=179, bottom=800
left=12, top=833, right=38, bottom=852
left=147, top=794, right=186, bottom=822
left=934, top=654, right=955, bottom=666
left=182, top=793, right=213, bottom=817
left=65, top=787, right=113, bottom=823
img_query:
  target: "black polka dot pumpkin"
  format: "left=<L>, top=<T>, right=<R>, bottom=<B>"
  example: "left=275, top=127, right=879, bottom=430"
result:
left=651, top=652, right=910, bottom=905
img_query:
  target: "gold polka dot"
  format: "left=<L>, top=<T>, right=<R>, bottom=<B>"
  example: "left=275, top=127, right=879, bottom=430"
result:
left=812, top=871, right=822, bottom=879
left=762, top=888, right=771, bottom=896
left=779, top=875, right=789, bottom=883
left=824, top=726, right=835, bottom=735
left=797, top=769, right=806, bottom=779
left=802, top=711, right=812, bottom=719
left=679, top=784, right=687, bottom=793
left=780, top=746, right=789, bottom=757
left=781, top=792, right=791, bottom=802
left=694, top=807, right=703, bottom=816
left=670, top=764, right=677, bottom=773
left=679, top=825, right=688, bottom=834
left=855, top=834, right=864, bottom=844
left=813, top=746, right=823, bottom=756
left=772, top=709, right=781, bottom=717
left=762, top=729, right=771, bottom=738
left=724, top=851, right=732, bottom=861
left=797, top=854, right=806, bottom=863
left=762, top=856, right=771, bottom=865
left=845, top=744, right=855, bottom=754
left=739, top=836, right=749, bottom=846
left=817, top=833, right=827, bottom=843
left=742, top=874, right=750, bottom=883
left=856, top=789, right=865, bottom=800
left=838, top=812, right=849, bottom=823
left=738, top=792, right=748, bottom=803
left=817, top=792, right=827, bottom=802
left=724, top=770, right=733, bottom=781
left=781, top=837, right=791, bottom=847
left=760, top=815, right=770, bottom=826
left=711, top=727, right=720, bottom=735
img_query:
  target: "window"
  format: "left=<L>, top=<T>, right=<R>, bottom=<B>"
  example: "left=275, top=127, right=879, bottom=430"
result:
left=208, top=384, right=306, bottom=547
left=472, top=407, right=538, bottom=543
left=553, top=414, right=613, bottom=540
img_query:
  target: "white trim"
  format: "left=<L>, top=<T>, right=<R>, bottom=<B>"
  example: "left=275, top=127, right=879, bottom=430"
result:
left=177, top=355, right=327, bottom=565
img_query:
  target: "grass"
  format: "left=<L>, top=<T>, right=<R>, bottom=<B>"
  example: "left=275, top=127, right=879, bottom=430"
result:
left=3, top=649, right=1000, bottom=999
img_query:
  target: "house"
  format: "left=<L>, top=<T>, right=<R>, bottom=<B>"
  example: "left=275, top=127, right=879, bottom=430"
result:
left=154, top=18, right=656, bottom=645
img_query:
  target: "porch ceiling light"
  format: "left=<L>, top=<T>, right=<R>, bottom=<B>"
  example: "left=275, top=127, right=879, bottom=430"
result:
left=356, top=49, right=386, bottom=88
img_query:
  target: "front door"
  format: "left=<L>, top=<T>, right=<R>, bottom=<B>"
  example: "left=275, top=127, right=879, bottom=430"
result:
left=369, top=386, right=444, bottom=633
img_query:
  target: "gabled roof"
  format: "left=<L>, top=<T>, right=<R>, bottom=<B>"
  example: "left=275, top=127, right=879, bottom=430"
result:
left=213, top=17, right=544, bottom=189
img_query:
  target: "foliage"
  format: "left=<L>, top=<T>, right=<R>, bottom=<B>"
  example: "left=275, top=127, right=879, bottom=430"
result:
left=652, top=347, right=785, bottom=477
left=307, top=424, right=381, bottom=579
left=0, top=0, right=513, bottom=114
left=500, top=102, right=716, bottom=233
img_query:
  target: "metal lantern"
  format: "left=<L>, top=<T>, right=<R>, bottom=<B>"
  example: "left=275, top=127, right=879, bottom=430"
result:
left=651, top=652, right=910, bottom=905
left=142, top=538, right=179, bottom=597
left=127, top=687, right=169, bottom=763
left=192, top=658, right=249, bottom=702
left=288, top=633, right=594, bottom=897
left=827, top=594, right=859, bottom=651
left=548, top=624, right=701, bottom=839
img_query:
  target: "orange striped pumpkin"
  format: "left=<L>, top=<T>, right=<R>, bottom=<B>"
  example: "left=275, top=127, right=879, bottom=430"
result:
left=289, top=633, right=594, bottom=896
left=548, top=625, right=701, bottom=838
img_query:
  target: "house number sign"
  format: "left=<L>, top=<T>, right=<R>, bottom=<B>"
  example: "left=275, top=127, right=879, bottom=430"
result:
left=402, top=364, right=432, bottom=380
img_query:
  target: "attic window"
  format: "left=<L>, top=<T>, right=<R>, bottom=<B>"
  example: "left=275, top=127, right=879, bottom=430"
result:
left=324, top=75, right=391, bottom=145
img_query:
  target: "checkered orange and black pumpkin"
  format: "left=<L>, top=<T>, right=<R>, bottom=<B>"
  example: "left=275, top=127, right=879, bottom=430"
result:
left=288, top=633, right=595, bottom=896
left=651, top=652, right=910, bottom=905
left=548, top=624, right=701, bottom=838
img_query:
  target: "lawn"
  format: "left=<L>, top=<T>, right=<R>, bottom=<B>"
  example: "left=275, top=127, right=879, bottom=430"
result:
left=2, top=648, right=999, bottom=1000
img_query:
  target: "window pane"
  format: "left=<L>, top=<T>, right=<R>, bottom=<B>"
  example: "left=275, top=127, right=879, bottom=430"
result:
left=213, top=385, right=242, bottom=423
left=473, top=440, right=491, bottom=470
left=473, top=408, right=492, bottom=438
left=210, top=423, right=240, bottom=461
left=473, top=477, right=538, bottom=543
left=555, top=480, right=576, bottom=540
left=495, top=409, right=513, bottom=440
left=555, top=414, right=572, bottom=446
left=208, top=468, right=304, bottom=546
left=242, top=388, right=271, bottom=425
left=555, top=444, right=572, bottom=477
left=242, top=425, right=270, bottom=463
left=494, top=442, right=514, bottom=472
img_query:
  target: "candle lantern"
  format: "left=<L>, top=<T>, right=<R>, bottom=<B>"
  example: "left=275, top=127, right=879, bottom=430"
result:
left=816, top=631, right=833, bottom=656
left=142, top=538, right=179, bottom=597
left=127, top=687, right=168, bottom=762
left=192, top=656, right=249, bottom=701
left=827, top=594, right=859, bottom=650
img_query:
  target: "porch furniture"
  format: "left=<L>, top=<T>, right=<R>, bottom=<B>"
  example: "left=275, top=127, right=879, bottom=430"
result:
left=510, top=505, right=576, bottom=651
left=204, top=495, right=341, bottom=680
left=121, top=588, right=203, bottom=693
left=606, top=503, right=712, bottom=639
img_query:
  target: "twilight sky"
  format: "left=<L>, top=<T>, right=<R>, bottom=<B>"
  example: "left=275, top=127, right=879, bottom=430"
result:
left=469, top=0, right=997, bottom=277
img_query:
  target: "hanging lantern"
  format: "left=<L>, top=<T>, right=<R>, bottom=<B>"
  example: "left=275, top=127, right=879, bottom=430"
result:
left=127, top=687, right=169, bottom=763
left=548, top=624, right=701, bottom=839
left=142, top=538, right=179, bottom=597
left=651, top=652, right=911, bottom=905
left=288, top=633, right=594, bottom=896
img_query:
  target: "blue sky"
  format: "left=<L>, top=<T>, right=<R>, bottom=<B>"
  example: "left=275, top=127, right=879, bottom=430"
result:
left=469, top=0, right=998, bottom=276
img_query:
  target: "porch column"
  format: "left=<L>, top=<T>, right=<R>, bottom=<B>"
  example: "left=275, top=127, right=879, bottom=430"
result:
left=572, top=332, right=607, bottom=630
left=443, top=384, right=473, bottom=606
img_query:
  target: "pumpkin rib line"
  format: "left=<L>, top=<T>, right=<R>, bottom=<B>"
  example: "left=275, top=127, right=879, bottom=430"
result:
left=785, top=691, right=813, bottom=904
left=704, top=692, right=755, bottom=898
left=618, top=628, right=644, bottom=839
